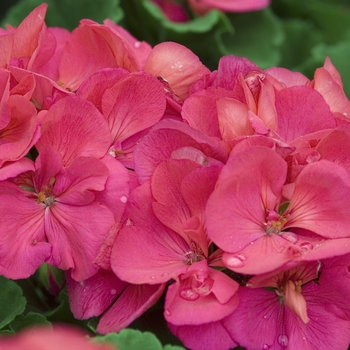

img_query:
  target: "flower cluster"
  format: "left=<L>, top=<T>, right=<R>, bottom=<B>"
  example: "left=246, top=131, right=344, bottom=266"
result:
left=2, top=3, right=350, bottom=350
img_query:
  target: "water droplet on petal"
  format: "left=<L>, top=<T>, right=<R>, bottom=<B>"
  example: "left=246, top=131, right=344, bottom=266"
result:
left=125, top=218, right=133, bottom=226
left=110, top=289, right=117, bottom=295
left=120, top=195, right=127, bottom=203
left=277, top=334, right=289, bottom=347
left=263, top=315, right=267, bottom=319
left=300, top=242, right=314, bottom=252
left=80, top=281, right=84, bottom=286
left=164, top=309, right=171, bottom=316
left=134, top=41, right=141, bottom=48
left=162, top=272, right=169, bottom=278
left=150, top=275, right=156, bottom=280
left=281, top=231, right=298, bottom=244
left=226, top=255, right=245, bottom=268
left=180, top=288, right=200, bottom=301
left=262, top=344, right=271, bottom=350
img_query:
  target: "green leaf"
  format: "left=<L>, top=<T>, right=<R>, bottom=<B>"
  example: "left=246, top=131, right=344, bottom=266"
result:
left=278, top=19, right=322, bottom=70
left=0, top=276, right=26, bottom=329
left=9, top=312, right=51, bottom=332
left=1, top=0, right=123, bottom=30
left=95, top=329, right=185, bottom=350
left=219, top=8, right=284, bottom=69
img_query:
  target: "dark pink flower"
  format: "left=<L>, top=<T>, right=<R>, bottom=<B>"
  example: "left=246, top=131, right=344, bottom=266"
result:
left=223, top=257, right=350, bottom=350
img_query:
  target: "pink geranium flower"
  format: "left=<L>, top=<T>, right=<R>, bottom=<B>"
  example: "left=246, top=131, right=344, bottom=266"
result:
left=0, top=146, right=115, bottom=281
left=223, top=256, right=350, bottom=350
left=206, top=146, right=350, bottom=275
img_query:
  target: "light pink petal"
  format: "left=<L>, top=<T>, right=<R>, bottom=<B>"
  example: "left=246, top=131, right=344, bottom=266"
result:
left=168, top=320, right=237, bottom=350
left=286, top=160, right=350, bottom=238
left=94, top=155, right=129, bottom=220
left=144, top=42, right=210, bottom=100
left=217, top=97, right=254, bottom=140
left=76, top=68, right=130, bottom=113
left=0, top=157, right=35, bottom=181
left=265, top=67, right=309, bottom=88
left=182, top=88, right=234, bottom=138
left=0, top=95, right=40, bottom=166
left=103, top=20, right=152, bottom=68
left=52, top=156, right=109, bottom=205
left=316, top=126, right=350, bottom=171
left=134, top=119, right=228, bottom=183
left=313, top=66, right=350, bottom=120
left=151, top=159, right=199, bottom=238
left=66, top=269, right=128, bottom=319
left=102, top=72, right=166, bottom=142
left=36, top=96, right=111, bottom=165
left=33, top=27, right=70, bottom=81
left=11, top=4, right=47, bottom=60
left=275, top=86, right=337, bottom=143
left=58, top=21, right=140, bottom=91
left=0, top=183, right=50, bottom=279
left=45, top=201, right=115, bottom=281
left=206, top=147, right=287, bottom=252
left=97, top=283, right=166, bottom=334
left=213, top=55, right=261, bottom=91
left=9, top=66, right=72, bottom=110
left=0, top=34, right=13, bottom=67
left=111, top=183, right=190, bottom=284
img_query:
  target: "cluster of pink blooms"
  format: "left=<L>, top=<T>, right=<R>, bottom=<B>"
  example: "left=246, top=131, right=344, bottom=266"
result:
left=151, top=0, right=269, bottom=22
left=2, top=3, right=350, bottom=350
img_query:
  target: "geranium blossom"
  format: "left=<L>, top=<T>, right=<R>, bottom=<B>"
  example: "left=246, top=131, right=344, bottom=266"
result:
left=206, top=146, right=350, bottom=274
left=224, top=256, right=350, bottom=349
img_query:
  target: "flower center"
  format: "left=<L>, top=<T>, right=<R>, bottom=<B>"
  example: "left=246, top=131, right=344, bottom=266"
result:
left=264, top=209, right=289, bottom=235
left=184, top=242, right=205, bottom=265
left=37, top=177, right=56, bottom=207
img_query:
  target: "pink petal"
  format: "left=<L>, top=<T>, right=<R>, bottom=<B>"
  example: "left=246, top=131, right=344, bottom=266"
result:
left=168, top=320, right=237, bottom=350
left=144, top=42, right=210, bottom=100
left=275, top=86, right=337, bottom=143
left=0, top=183, right=50, bottom=279
left=165, top=266, right=239, bottom=325
left=134, top=119, right=228, bottom=184
left=286, top=160, right=350, bottom=238
left=45, top=201, right=115, bottom=281
left=36, top=96, right=111, bottom=165
left=111, top=183, right=190, bottom=284
left=97, top=283, right=166, bottom=334
left=58, top=21, right=140, bottom=91
left=206, top=147, right=287, bottom=252
left=217, top=97, right=254, bottom=140
left=189, top=0, right=269, bottom=14
left=76, top=68, right=130, bottom=113
left=11, top=4, right=47, bottom=60
left=101, top=72, right=166, bottom=143
left=66, top=269, right=128, bottom=319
